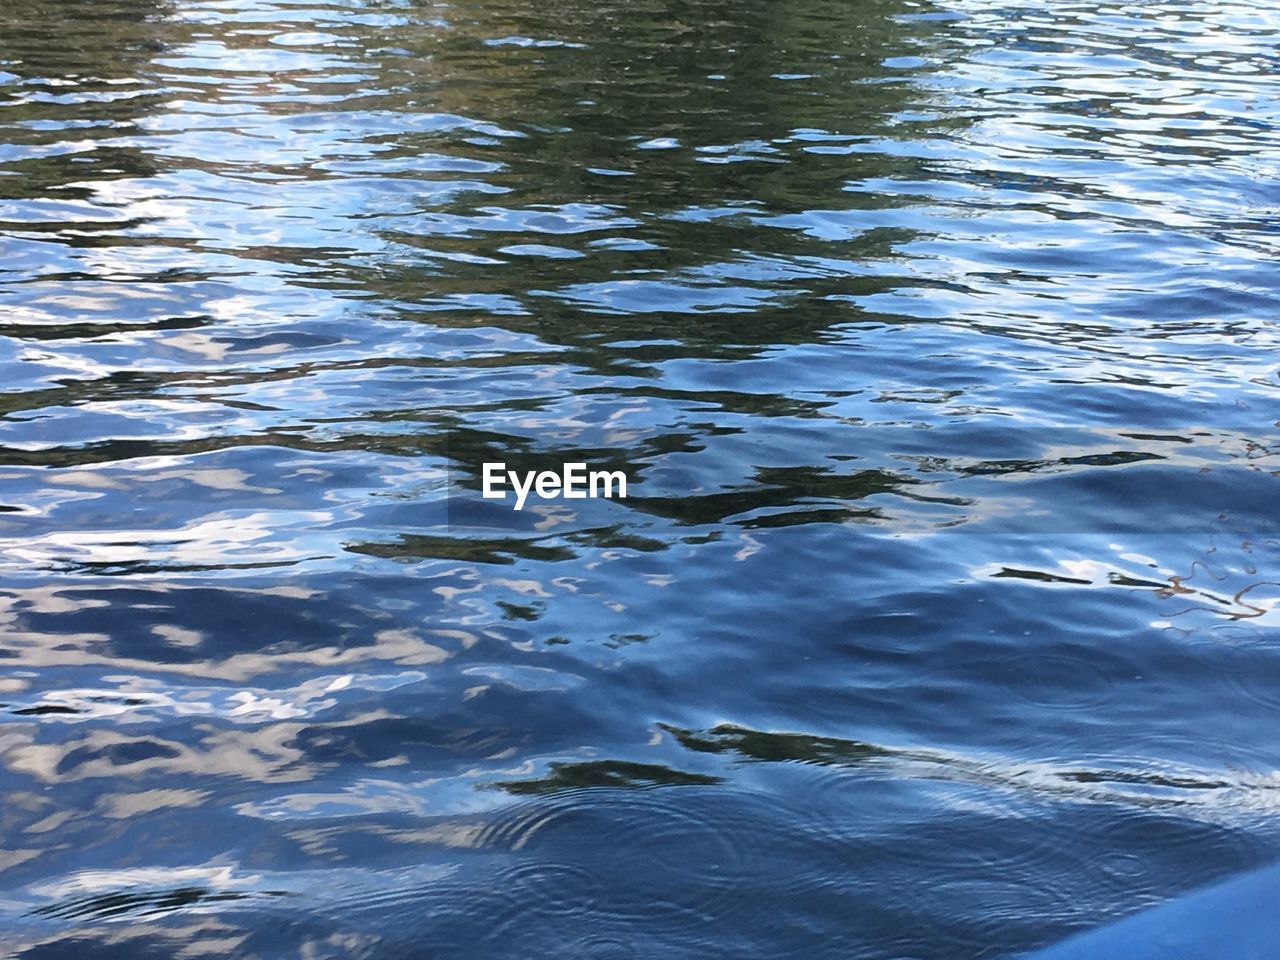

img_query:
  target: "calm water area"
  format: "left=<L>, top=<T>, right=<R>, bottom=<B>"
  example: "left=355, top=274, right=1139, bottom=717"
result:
left=1, top=0, right=1278, bottom=956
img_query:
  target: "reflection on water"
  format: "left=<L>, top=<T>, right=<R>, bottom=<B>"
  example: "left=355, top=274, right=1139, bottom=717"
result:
left=1, top=0, right=1278, bottom=955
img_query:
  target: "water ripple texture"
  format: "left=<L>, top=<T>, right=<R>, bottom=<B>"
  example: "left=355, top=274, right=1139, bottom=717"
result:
left=1, top=0, right=1278, bottom=956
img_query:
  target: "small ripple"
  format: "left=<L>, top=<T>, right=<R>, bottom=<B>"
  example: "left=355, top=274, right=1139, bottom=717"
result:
left=32, top=886, right=285, bottom=922
left=456, top=785, right=842, bottom=946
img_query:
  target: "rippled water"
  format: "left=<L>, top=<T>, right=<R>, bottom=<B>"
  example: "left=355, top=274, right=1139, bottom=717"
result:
left=2, top=0, right=1279, bottom=955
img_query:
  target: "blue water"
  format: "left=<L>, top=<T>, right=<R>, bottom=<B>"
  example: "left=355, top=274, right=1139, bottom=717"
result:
left=1, top=0, right=1278, bottom=955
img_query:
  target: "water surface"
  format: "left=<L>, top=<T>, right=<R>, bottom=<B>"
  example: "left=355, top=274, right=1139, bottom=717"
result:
left=1, top=0, right=1279, bottom=956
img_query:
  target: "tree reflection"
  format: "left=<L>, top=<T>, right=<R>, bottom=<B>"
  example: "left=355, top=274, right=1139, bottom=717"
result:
left=352, top=0, right=953, bottom=357
left=0, top=0, right=179, bottom=199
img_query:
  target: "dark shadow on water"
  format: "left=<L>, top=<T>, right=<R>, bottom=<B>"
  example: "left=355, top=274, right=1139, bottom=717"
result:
left=489, top=759, right=722, bottom=794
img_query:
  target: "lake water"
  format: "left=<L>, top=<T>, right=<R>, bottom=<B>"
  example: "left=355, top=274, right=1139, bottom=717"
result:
left=1, top=0, right=1278, bottom=956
